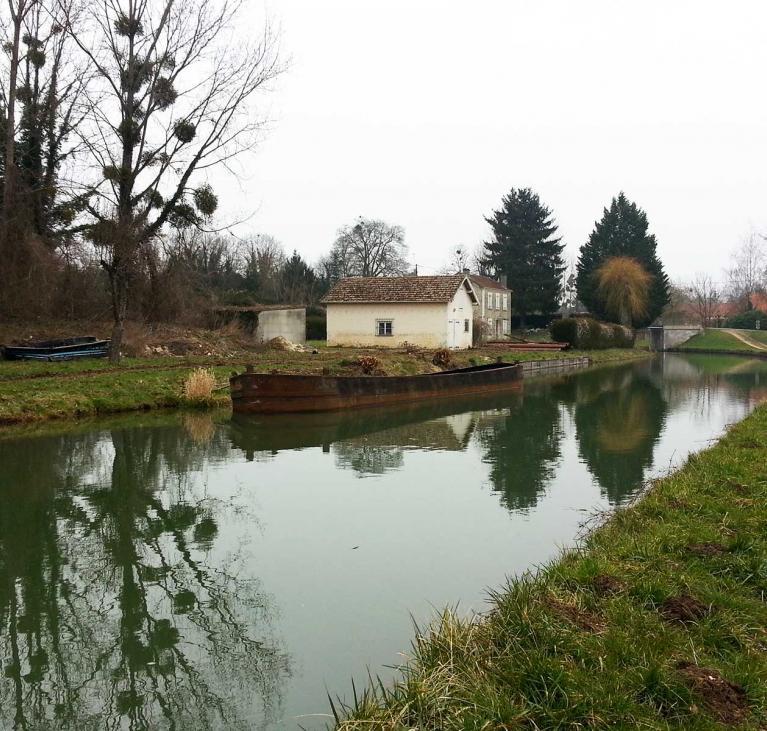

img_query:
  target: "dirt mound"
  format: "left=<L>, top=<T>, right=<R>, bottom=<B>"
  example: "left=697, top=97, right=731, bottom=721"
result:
left=590, top=574, right=627, bottom=596
left=659, top=594, right=711, bottom=623
left=676, top=661, right=748, bottom=725
left=545, top=596, right=605, bottom=633
left=267, top=336, right=305, bottom=352
left=687, top=542, right=727, bottom=557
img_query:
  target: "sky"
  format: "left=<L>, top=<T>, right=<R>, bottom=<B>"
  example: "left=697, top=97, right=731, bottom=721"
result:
left=224, top=0, right=767, bottom=282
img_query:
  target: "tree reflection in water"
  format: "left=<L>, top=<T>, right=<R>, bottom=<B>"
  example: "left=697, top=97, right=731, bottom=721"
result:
left=0, top=418, right=289, bottom=730
left=573, top=367, right=667, bottom=504
left=473, top=389, right=562, bottom=511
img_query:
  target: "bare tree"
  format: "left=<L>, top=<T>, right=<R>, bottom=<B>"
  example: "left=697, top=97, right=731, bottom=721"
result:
left=688, top=273, right=721, bottom=327
left=330, top=216, right=409, bottom=277
left=441, top=245, right=470, bottom=274
left=64, top=0, right=283, bottom=360
left=0, top=0, right=89, bottom=313
left=726, top=231, right=766, bottom=311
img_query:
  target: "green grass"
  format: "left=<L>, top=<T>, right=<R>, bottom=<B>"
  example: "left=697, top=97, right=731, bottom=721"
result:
left=0, top=346, right=650, bottom=425
left=743, top=330, right=767, bottom=346
left=680, top=329, right=763, bottom=354
left=336, top=405, right=767, bottom=729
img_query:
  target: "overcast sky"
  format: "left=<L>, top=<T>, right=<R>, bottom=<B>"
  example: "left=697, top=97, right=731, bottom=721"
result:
left=227, top=0, right=767, bottom=282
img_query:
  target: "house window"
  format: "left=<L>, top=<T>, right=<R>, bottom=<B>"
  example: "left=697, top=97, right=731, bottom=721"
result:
left=503, top=319, right=509, bottom=334
left=486, top=291, right=493, bottom=309
left=464, top=319, right=470, bottom=333
left=502, top=293, right=508, bottom=310
left=495, top=292, right=501, bottom=309
left=376, top=320, right=393, bottom=336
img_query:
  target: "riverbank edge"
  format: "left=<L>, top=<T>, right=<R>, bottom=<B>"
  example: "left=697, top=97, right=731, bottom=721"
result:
left=336, top=403, right=767, bottom=729
left=0, top=348, right=651, bottom=428
left=669, top=347, right=767, bottom=359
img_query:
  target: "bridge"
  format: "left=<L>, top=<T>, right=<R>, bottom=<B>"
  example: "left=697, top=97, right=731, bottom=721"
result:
left=647, top=325, right=702, bottom=352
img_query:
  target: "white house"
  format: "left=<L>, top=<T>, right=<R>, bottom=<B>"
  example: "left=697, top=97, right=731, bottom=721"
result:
left=322, top=274, right=478, bottom=349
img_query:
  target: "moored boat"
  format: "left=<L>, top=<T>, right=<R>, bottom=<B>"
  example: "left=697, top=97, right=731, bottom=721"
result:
left=230, top=360, right=523, bottom=414
left=2, top=336, right=111, bottom=361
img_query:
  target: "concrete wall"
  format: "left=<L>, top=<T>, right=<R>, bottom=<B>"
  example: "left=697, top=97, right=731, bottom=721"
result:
left=256, top=308, right=306, bottom=344
left=327, top=302, right=447, bottom=347
left=327, top=293, right=475, bottom=349
left=648, top=325, right=702, bottom=351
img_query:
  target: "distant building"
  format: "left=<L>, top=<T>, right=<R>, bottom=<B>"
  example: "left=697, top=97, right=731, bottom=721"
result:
left=466, top=273, right=512, bottom=338
left=322, top=274, right=478, bottom=349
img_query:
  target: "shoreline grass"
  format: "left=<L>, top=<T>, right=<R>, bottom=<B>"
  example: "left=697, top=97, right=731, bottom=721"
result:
left=0, top=346, right=650, bottom=426
left=336, top=404, right=767, bottom=729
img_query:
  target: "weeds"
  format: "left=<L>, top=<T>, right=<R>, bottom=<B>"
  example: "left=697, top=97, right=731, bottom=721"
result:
left=182, top=367, right=217, bottom=404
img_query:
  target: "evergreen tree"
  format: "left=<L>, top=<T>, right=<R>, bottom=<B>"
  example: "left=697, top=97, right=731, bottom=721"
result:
left=482, top=188, right=565, bottom=328
left=577, top=193, right=670, bottom=326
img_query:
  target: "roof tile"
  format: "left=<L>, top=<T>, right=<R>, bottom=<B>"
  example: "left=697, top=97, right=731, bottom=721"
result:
left=322, top=275, right=474, bottom=304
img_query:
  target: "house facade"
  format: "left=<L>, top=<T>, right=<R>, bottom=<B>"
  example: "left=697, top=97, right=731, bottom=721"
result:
left=467, top=273, right=512, bottom=338
left=322, top=275, right=478, bottom=349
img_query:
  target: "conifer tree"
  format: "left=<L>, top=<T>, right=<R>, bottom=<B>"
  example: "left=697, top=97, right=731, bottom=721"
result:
left=577, top=193, right=670, bottom=327
left=482, top=187, right=564, bottom=328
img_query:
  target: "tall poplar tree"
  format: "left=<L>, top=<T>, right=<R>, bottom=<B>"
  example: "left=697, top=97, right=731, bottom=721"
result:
left=482, top=187, right=564, bottom=328
left=577, top=193, right=670, bottom=327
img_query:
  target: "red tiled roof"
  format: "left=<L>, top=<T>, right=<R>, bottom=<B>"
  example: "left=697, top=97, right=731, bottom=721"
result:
left=468, top=274, right=511, bottom=292
left=322, top=275, right=477, bottom=304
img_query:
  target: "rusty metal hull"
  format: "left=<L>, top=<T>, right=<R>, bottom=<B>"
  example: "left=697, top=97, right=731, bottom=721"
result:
left=230, top=361, right=523, bottom=414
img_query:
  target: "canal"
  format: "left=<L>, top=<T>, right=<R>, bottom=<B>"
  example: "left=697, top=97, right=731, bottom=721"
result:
left=0, top=353, right=765, bottom=729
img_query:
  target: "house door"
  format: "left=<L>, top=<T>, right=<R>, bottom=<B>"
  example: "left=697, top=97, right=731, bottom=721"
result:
left=449, top=319, right=457, bottom=348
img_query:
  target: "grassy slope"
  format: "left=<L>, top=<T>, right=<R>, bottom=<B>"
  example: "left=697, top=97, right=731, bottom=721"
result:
left=680, top=330, right=762, bottom=354
left=337, top=405, right=767, bottom=730
left=741, top=330, right=767, bottom=346
left=0, top=346, right=649, bottom=425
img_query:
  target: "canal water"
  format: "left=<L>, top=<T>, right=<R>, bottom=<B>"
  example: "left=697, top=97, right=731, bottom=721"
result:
left=1, top=354, right=765, bottom=729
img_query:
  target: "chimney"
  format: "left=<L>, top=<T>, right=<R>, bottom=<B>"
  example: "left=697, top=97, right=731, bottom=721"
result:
left=462, top=267, right=470, bottom=274
left=499, top=273, right=507, bottom=288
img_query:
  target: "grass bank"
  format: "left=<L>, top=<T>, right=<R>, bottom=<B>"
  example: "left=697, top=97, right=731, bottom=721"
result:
left=0, top=345, right=650, bottom=426
left=680, top=329, right=767, bottom=355
left=336, top=404, right=767, bottom=730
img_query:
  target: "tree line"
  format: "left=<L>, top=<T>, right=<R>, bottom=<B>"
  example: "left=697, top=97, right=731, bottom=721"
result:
left=478, top=188, right=670, bottom=328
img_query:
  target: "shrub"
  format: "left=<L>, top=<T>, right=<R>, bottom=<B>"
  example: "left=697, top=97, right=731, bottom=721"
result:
left=472, top=316, right=490, bottom=346
left=356, top=355, right=380, bottom=374
left=306, top=312, right=326, bottom=340
left=550, top=317, right=634, bottom=349
left=550, top=318, right=578, bottom=346
left=724, top=309, right=767, bottom=330
left=432, top=349, right=451, bottom=368
left=183, top=368, right=217, bottom=404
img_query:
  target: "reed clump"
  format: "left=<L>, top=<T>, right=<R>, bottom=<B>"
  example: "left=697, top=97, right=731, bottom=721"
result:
left=182, top=367, right=217, bottom=404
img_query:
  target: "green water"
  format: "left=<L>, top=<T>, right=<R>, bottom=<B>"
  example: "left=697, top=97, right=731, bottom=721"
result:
left=1, top=354, right=766, bottom=729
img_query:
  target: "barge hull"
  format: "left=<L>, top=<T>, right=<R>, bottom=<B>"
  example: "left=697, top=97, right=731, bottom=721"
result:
left=230, top=362, right=523, bottom=414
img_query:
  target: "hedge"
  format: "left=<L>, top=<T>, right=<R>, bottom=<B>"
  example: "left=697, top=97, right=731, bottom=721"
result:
left=723, top=309, right=767, bottom=330
left=550, top=317, right=634, bottom=349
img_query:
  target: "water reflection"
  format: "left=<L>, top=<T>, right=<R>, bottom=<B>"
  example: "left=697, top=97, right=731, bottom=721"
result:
left=2, top=354, right=767, bottom=729
left=572, top=366, right=667, bottom=503
left=0, top=419, right=290, bottom=730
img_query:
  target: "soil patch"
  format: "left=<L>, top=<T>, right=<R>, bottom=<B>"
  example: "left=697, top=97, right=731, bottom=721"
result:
left=590, top=574, right=627, bottom=596
left=687, top=542, right=727, bottom=557
left=659, top=594, right=711, bottom=623
left=676, top=661, right=748, bottom=725
left=545, top=597, right=605, bottom=633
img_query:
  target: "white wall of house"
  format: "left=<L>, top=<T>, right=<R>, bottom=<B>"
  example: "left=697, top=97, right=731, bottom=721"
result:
left=446, top=285, right=474, bottom=349
left=327, top=288, right=474, bottom=349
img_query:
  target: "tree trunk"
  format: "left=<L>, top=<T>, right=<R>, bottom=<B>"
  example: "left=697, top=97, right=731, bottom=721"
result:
left=109, top=269, right=128, bottom=363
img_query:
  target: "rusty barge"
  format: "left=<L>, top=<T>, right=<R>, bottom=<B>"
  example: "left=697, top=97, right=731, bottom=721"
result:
left=230, top=361, right=523, bottom=414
